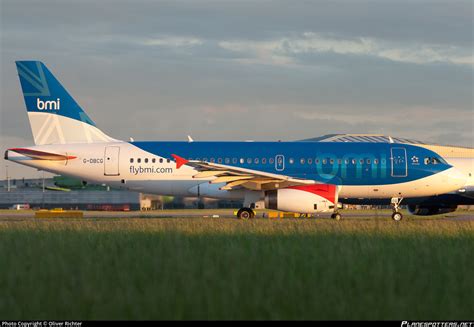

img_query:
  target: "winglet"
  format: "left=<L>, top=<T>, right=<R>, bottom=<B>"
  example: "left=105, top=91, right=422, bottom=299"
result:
left=171, top=154, right=189, bottom=169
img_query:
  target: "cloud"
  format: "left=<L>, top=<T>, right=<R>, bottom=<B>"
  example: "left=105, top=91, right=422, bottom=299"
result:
left=219, top=32, right=473, bottom=66
left=1, top=1, right=472, bottom=180
left=140, top=36, right=203, bottom=48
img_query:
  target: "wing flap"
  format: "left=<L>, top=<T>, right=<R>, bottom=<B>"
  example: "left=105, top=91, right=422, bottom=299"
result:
left=210, top=175, right=254, bottom=184
left=193, top=170, right=230, bottom=179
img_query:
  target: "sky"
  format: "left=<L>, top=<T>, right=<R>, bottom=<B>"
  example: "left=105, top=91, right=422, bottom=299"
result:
left=0, top=0, right=473, bottom=178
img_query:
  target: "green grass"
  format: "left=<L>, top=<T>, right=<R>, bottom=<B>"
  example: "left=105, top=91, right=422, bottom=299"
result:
left=0, top=218, right=473, bottom=320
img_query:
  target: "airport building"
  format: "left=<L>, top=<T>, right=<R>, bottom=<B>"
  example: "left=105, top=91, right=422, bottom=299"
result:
left=302, top=134, right=474, bottom=158
left=0, top=176, right=242, bottom=210
left=0, top=177, right=140, bottom=210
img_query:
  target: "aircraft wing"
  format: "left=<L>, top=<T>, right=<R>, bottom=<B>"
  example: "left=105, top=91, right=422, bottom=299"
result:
left=172, top=154, right=315, bottom=191
left=8, top=148, right=76, bottom=161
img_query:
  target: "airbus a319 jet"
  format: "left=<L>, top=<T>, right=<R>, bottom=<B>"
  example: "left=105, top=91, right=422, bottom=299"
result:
left=5, top=61, right=468, bottom=220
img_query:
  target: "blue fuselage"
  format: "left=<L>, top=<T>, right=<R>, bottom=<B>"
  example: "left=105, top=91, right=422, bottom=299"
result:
left=132, top=141, right=450, bottom=186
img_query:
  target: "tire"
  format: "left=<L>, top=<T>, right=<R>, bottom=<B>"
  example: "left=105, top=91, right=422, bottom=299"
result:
left=331, top=213, right=342, bottom=220
left=392, top=212, right=403, bottom=221
left=237, top=208, right=253, bottom=220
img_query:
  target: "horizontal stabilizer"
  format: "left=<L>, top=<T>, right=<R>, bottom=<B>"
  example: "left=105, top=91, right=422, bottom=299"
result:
left=8, top=148, right=76, bottom=161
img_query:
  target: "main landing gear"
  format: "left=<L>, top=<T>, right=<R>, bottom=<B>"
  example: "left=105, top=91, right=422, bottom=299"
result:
left=237, top=208, right=255, bottom=219
left=331, top=212, right=342, bottom=220
left=391, top=197, right=404, bottom=221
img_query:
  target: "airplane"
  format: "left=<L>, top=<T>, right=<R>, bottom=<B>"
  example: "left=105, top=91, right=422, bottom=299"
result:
left=4, top=61, right=468, bottom=221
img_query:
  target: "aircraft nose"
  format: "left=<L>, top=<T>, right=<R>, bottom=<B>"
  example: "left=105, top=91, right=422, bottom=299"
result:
left=440, top=167, right=467, bottom=192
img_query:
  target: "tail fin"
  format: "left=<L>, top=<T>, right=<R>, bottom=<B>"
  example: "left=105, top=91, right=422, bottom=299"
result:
left=15, top=61, right=117, bottom=145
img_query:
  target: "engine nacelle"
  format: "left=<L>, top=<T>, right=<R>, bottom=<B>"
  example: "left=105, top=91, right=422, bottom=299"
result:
left=408, top=204, right=458, bottom=216
left=265, top=184, right=338, bottom=213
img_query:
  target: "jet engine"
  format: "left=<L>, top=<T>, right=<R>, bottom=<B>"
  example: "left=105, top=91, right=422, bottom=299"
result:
left=408, top=204, right=458, bottom=216
left=264, top=184, right=338, bottom=213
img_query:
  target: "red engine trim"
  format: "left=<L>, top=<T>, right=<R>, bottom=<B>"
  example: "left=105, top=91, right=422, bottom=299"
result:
left=286, top=184, right=337, bottom=204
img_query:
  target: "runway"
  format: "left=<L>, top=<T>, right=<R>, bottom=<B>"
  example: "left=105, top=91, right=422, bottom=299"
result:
left=0, top=209, right=473, bottom=221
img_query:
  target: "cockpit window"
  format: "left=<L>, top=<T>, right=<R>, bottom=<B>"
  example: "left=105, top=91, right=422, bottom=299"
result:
left=424, top=156, right=447, bottom=165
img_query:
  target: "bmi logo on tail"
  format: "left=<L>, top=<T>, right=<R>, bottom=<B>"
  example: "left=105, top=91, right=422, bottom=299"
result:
left=37, top=98, right=60, bottom=110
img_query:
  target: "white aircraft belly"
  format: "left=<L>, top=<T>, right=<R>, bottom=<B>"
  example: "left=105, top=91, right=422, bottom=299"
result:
left=339, top=167, right=466, bottom=199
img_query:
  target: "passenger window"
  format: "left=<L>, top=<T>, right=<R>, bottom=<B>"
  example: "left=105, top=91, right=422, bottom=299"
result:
left=300, top=158, right=305, bottom=164
left=337, top=159, right=342, bottom=164
left=167, top=159, right=170, bottom=163
left=152, top=158, right=156, bottom=163
left=322, top=159, right=327, bottom=165
left=374, top=159, right=378, bottom=165
left=367, top=159, right=371, bottom=164
left=315, top=159, right=320, bottom=164
left=137, top=158, right=141, bottom=163
left=308, top=158, right=313, bottom=164
left=159, top=158, right=163, bottom=163
left=145, top=158, right=149, bottom=163
left=254, top=158, right=259, bottom=164
left=269, top=158, right=274, bottom=164
left=424, top=158, right=430, bottom=165
left=210, top=158, right=215, bottom=163
left=289, top=158, right=294, bottom=164
left=351, top=159, right=356, bottom=165
left=262, top=158, right=267, bottom=164
left=218, top=158, right=222, bottom=164
left=225, top=158, right=230, bottom=164
left=130, top=158, right=134, bottom=163
left=330, top=159, right=334, bottom=164
left=240, top=158, right=244, bottom=164
left=247, top=158, right=252, bottom=164
left=360, top=159, right=364, bottom=164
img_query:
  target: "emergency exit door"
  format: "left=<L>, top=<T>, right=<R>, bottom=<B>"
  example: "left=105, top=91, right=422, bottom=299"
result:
left=104, top=146, right=120, bottom=176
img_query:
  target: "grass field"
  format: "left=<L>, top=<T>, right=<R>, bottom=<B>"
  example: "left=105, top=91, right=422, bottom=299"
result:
left=0, top=213, right=473, bottom=320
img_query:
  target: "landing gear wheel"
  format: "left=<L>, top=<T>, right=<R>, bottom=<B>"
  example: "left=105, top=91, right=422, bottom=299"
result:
left=390, top=197, right=404, bottom=222
left=391, top=212, right=403, bottom=221
left=237, top=208, right=254, bottom=220
left=331, top=213, right=342, bottom=220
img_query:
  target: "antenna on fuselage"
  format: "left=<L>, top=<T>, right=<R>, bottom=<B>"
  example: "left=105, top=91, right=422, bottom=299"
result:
left=187, top=135, right=194, bottom=142
left=388, top=136, right=394, bottom=144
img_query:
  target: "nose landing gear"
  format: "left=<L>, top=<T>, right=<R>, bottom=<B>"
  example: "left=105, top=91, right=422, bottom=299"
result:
left=391, top=197, right=404, bottom=221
